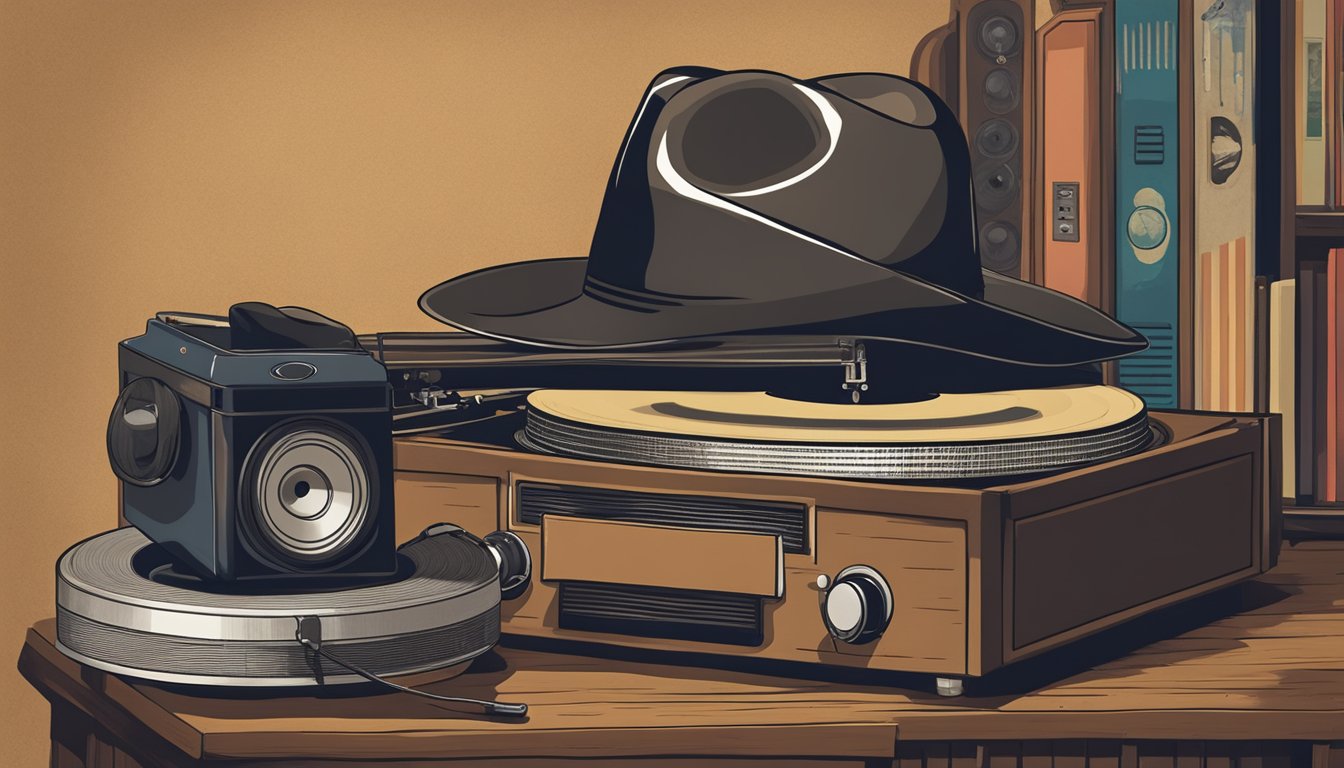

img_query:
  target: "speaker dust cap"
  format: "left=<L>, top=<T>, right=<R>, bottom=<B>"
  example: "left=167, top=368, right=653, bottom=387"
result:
left=241, top=420, right=376, bottom=569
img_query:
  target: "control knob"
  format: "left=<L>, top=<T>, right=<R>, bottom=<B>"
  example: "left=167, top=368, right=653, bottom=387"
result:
left=416, top=524, right=532, bottom=600
left=484, top=530, right=532, bottom=600
left=818, top=565, right=893, bottom=644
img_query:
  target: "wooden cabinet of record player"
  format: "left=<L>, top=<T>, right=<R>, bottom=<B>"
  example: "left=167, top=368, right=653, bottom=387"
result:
left=392, top=411, right=1280, bottom=679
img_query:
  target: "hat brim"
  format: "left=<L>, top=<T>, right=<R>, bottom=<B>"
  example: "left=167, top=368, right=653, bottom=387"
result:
left=418, top=257, right=1147, bottom=367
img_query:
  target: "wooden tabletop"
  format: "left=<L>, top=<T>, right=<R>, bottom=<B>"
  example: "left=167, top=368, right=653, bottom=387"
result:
left=18, top=540, right=1344, bottom=764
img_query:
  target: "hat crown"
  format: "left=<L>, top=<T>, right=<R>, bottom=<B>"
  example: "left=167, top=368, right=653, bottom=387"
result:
left=673, top=78, right=829, bottom=194
left=583, top=68, right=983, bottom=307
left=419, top=66, right=1147, bottom=365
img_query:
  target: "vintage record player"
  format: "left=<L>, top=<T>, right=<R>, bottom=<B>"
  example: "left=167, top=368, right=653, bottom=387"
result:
left=364, top=331, right=1282, bottom=692
left=82, top=68, right=1283, bottom=698
left=355, top=68, right=1281, bottom=691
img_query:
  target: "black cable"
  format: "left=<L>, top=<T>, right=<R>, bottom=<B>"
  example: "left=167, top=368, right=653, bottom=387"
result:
left=295, top=617, right=527, bottom=718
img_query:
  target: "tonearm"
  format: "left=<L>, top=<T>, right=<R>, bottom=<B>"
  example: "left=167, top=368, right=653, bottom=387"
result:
left=360, top=332, right=873, bottom=408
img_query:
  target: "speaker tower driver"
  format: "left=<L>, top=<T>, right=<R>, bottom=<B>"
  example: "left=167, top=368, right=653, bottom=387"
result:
left=956, top=0, right=1035, bottom=279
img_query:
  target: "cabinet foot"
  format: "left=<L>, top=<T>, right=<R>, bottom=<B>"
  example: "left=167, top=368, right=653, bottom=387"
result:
left=935, top=677, right=964, bottom=697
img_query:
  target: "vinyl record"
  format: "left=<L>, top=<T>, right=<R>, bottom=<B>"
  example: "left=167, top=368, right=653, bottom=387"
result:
left=56, top=526, right=501, bottom=686
left=520, top=385, right=1151, bottom=480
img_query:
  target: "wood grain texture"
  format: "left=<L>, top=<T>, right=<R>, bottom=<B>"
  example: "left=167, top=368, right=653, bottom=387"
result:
left=885, top=742, right=1305, bottom=768
left=216, top=761, right=872, bottom=768
left=18, top=541, right=1344, bottom=763
left=823, top=508, right=966, bottom=671
left=457, top=463, right=972, bottom=674
left=1011, top=457, right=1256, bottom=648
left=395, top=413, right=1272, bottom=678
left=1330, top=742, right=1344, bottom=768
left=21, top=622, right=900, bottom=762
left=393, top=471, right=500, bottom=545
left=541, top=516, right=784, bottom=597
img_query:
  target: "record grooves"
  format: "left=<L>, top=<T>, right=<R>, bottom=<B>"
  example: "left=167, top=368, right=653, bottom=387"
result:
left=518, top=386, right=1153, bottom=481
left=56, top=527, right=502, bottom=686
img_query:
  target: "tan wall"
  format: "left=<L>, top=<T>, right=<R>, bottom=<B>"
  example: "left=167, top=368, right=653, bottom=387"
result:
left=0, top=0, right=963, bottom=761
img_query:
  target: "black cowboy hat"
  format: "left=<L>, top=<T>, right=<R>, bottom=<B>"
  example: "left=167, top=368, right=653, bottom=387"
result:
left=419, top=66, right=1146, bottom=368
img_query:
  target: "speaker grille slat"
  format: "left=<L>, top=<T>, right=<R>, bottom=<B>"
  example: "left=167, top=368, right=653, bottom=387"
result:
left=517, top=482, right=809, bottom=555
left=1134, top=125, right=1166, bottom=165
left=1118, top=322, right=1176, bottom=405
left=559, top=582, right=762, bottom=646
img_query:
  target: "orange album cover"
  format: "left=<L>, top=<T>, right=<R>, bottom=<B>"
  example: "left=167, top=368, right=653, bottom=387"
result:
left=1039, top=11, right=1096, bottom=305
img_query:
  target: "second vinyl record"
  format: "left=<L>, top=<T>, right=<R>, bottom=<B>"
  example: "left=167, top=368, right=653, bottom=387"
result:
left=519, top=385, right=1152, bottom=480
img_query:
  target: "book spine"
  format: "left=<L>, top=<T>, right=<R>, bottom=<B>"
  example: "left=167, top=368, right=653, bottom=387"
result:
left=1238, top=237, right=1254, bottom=411
left=1299, top=264, right=1318, bottom=501
left=1336, top=0, right=1344, bottom=205
left=1116, top=0, right=1181, bottom=408
left=1191, top=0, right=1256, bottom=412
left=1298, top=0, right=1307, bottom=203
left=1331, top=0, right=1340, bottom=207
left=1218, top=241, right=1230, bottom=408
left=1302, top=0, right=1328, bottom=205
left=1256, top=275, right=1270, bottom=413
left=1328, top=250, right=1343, bottom=502
left=1040, top=10, right=1102, bottom=307
left=1271, top=279, right=1298, bottom=499
left=1204, top=251, right=1214, bottom=411
left=1314, top=264, right=1330, bottom=500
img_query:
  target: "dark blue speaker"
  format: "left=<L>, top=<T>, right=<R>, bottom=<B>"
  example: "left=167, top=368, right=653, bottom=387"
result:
left=107, top=305, right=396, bottom=584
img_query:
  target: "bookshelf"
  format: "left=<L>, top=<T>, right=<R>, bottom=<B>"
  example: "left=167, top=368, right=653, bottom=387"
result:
left=1283, top=505, right=1344, bottom=538
left=1286, top=0, right=1344, bottom=532
left=1295, top=211, right=1344, bottom=240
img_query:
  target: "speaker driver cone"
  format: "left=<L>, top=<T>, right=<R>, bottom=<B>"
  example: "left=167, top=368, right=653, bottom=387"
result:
left=974, top=163, right=1018, bottom=213
left=974, top=118, right=1019, bottom=158
left=983, top=68, right=1020, bottom=114
left=245, top=421, right=373, bottom=567
left=978, top=15, right=1020, bottom=57
left=979, top=221, right=1021, bottom=273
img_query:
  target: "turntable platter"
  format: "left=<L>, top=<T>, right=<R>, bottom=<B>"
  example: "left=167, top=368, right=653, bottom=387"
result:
left=520, top=386, right=1152, bottom=480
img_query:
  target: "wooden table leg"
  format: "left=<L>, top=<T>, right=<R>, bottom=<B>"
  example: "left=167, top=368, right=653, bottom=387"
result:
left=49, top=699, right=150, bottom=768
left=50, top=701, right=91, bottom=768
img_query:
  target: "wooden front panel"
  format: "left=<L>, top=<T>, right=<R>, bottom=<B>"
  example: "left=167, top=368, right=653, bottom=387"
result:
left=1011, top=456, right=1256, bottom=650
left=393, top=439, right=977, bottom=674
left=390, top=414, right=1268, bottom=678
left=993, top=415, right=1259, bottom=518
left=541, top=516, right=784, bottom=597
left=822, top=508, right=967, bottom=672
left=393, top=471, right=500, bottom=544
left=505, top=500, right=970, bottom=675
